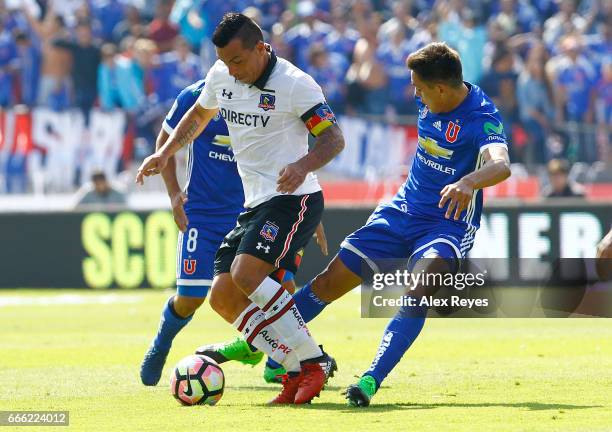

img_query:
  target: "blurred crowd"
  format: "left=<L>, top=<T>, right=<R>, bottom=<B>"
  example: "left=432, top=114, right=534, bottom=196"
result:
left=0, top=0, right=610, bottom=183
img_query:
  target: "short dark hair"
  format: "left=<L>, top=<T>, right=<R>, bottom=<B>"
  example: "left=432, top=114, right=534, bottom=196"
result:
left=406, top=42, right=463, bottom=87
left=212, top=13, right=264, bottom=49
left=91, top=171, right=107, bottom=182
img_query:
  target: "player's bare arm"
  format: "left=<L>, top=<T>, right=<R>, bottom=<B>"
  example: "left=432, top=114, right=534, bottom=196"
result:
left=135, top=104, right=218, bottom=185
left=277, top=123, right=345, bottom=193
left=155, top=129, right=189, bottom=232
left=439, top=146, right=511, bottom=220
left=314, top=222, right=328, bottom=256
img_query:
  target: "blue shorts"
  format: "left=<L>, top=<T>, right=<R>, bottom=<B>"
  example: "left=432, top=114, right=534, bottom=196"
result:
left=338, top=205, right=477, bottom=277
left=176, top=216, right=236, bottom=297
left=176, top=215, right=295, bottom=298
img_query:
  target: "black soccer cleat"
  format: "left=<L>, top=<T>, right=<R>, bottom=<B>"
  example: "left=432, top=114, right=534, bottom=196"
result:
left=344, top=375, right=377, bottom=407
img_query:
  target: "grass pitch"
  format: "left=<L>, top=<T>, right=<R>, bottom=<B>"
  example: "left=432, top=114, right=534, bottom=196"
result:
left=1, top=289, right=611, bottom=432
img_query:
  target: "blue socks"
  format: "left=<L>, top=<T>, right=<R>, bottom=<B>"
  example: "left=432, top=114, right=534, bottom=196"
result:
left=152, top=297, right=193, bottom=351
left=292, top=281, right=328, bottom=323
left=363, top=303, right=426, bottom=389
left=266, top=358, right=283, bottom=369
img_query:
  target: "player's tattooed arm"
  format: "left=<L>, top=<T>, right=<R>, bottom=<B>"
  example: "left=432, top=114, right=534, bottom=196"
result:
left=136, top=105, right=218, bottom=184
left=165, top=104, right=217, bottom=154
left=155, top=129, right=188, bottom=232
left=304, top=123, right=345, bottom=171
left=439, top=146, right=511, bottom=220
left=277, top=124, right=345, bottom=193
left=155, top=129, right=180, bottom=195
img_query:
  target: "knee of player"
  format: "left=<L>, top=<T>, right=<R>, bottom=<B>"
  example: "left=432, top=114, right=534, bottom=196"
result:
left=229, top=262, right=258, bottom=291
left=310, top=270, right=335, bottom=302
left=207, top=289, right=225, bottom=315
left=174, top=295, right=206, bottom=316
left=311, top=272, right=330, bottom=293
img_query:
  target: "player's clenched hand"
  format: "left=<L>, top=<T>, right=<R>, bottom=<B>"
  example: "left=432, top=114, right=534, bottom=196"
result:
left=277, top=162, right=307, bottom=194
left=314, top=222, right=328, bottom=256
left=170, top=191, right=189, bottom=232
left=438, top=178, right=475, bottom=220
left=596, top=229, right=612, bottom=281
left=135, top=152, right=169, bottom=185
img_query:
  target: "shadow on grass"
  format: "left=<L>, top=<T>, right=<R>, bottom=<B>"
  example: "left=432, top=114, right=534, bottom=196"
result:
left=265, top=401, right=603, bottom=412
left=226, top=385, right=344, bottom=392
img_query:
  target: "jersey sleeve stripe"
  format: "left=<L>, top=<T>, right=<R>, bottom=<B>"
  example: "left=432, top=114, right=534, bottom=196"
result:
left=463, top=151, right=485, bottom=225
left=162, top=121, right=174, bottom=135
left=479, top=143, right=508, bottom=153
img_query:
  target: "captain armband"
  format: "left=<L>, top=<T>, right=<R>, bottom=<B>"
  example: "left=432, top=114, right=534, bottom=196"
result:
left=301, top=103, right=337, bottom=137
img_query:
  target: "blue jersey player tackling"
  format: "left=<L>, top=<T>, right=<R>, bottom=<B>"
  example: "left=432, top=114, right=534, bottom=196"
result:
left=284, top=42, right=511, bottom=406
left=139, top=79, right=325, bottom=386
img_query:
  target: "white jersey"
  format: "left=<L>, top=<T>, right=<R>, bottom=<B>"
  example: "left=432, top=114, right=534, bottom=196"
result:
left=197, top=51, right=325, bottom=208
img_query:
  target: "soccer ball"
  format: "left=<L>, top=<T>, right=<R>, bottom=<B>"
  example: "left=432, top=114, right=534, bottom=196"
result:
left=170, top=355, right=225, bottom=406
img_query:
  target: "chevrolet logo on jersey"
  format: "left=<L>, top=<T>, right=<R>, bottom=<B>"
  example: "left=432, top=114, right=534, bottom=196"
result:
left=212, top=135, right=231, bottom=147
left=418, top=136, right=454, bottom=160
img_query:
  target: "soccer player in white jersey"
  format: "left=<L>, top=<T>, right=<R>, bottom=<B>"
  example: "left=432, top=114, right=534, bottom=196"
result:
left=139, top=78, right=329, bottom=387
left=136, top=13, right=345, bottom=404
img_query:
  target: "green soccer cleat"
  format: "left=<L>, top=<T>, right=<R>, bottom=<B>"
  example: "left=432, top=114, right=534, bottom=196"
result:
left=263, top=365, right=287, bottom=384
left=344, top=375, right=377, bottom=407
left=195, top=337, right=264, bottom=366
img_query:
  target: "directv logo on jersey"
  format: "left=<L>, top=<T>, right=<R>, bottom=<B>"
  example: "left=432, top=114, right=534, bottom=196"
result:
left=220, top=107, right=270, bottom=128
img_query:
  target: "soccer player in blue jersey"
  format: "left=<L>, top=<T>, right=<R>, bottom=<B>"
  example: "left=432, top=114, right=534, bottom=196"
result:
left=286, top=42, right=512, bottom=406
left=139, top=79, right=327, bottom=386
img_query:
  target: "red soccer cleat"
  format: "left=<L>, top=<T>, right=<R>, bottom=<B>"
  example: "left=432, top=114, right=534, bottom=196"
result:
left=294, top=362, right=326, bottom=404
left=268, top=373, right=301, bottom=405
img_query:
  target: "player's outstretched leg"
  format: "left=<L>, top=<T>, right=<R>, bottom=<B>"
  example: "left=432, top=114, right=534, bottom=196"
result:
left=195, top=336, right=264, bottom=366
left=292, top=252, right=363, bottom=322
left=140, top=295, right=204, bottom=385
left=344, top=307, right=426, bottom=407
left=345, top=251, right=452, bottom=407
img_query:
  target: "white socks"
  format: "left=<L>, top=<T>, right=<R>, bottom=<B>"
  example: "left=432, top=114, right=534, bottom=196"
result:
left=248, top=277, right=322, bottom=361
left=232, top=303, right=300, bottom=372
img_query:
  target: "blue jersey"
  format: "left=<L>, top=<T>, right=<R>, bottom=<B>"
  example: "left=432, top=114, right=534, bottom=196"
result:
left=163, top=80, right=244, bottom=218
left=391, top=82, right=508, bottom=228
